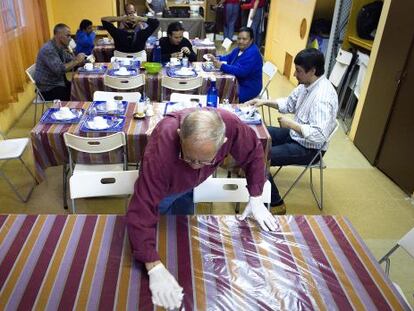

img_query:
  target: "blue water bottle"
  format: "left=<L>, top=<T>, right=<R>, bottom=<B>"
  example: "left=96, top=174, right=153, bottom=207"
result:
left=153, top=40, right=162, bottom=63
left=206, top=77, right=218, bottom=108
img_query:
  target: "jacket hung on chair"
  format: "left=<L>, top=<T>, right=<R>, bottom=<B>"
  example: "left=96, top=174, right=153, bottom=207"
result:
left=219, top=43, right=263, bottom=103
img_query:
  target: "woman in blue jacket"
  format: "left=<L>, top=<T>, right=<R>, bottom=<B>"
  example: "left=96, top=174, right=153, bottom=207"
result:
left=208, top=27, right=263, bottom=103
left=75, top=19, right=96, bottom=55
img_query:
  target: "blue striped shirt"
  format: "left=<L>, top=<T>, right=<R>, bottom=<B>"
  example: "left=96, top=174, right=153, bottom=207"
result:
left=277, top=76, right=338, bottom=151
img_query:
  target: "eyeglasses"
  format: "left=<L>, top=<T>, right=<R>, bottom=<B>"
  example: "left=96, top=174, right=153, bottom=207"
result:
left=179, top=147, right=216, bottom=166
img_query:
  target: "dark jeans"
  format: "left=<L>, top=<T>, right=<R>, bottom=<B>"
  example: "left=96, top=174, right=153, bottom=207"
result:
left=41, top=81, right=71, bottom=101
left=268, top=127, right=322, bottom=205
left=250, top=7, right=264, bottom=47
left=224, top=3, right=240, bottom=40
left=158, top=190, right=194, bottom=215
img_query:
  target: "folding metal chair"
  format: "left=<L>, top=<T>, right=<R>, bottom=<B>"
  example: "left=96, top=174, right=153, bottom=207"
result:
left=63, top=132, right=127, bottom=212
left=25, top=64, right=47, bottom=125
left=0, top=132, right=36, bottom=202
left=272, top=121, right=339, bottom=210
left=193, top=177, right=271, bottom=214
left=69, top=170, right=138, bottom=213
left=258, top=61, right=278, bottom=125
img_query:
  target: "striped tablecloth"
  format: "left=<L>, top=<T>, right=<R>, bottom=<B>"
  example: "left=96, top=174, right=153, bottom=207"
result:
left=0, top=215, right=409, bottom=310
left=30, top=102, right=270, bottom=182
left=93, top=43, right=216, bottom=63
left=70, top=63, right=237, bottom=103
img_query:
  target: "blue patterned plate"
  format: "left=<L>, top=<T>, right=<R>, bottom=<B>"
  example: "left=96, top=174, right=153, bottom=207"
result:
left=167, top=67, right=198, bottom=78
left=77, top=65, right=107, bottom=74
left=106, top=68, right=138, bottom=77
left=40, top=108, right=84, bottom=124
left=202, top=63, right=221, bottom=72
left=80, top=115, right=126, bottom=132
left=90, top=101, right=128, bottom=115
left=234, top=107, right=262, bottom=125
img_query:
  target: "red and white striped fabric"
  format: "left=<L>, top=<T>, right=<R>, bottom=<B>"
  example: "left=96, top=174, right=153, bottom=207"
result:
left=0, top=215, right=410, bottom=310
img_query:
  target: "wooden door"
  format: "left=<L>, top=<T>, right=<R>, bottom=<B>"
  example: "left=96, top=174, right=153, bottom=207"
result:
left=376, top=36, right=414, bottom=194
left=264, top=0, right=317, bottom=83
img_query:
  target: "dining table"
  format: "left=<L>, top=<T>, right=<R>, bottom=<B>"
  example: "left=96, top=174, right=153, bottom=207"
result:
left=70, top=63, right=238, bottom=103
left=30, top=102, right=270, bottom=183
left=93, top=40, right=216, bottom=63
left=0, top=214, right=410, bottom=310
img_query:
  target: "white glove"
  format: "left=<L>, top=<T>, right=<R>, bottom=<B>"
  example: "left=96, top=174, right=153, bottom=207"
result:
left=148, top=263, right=184, bottom=310
left=239, top=196, right=277, bottom=231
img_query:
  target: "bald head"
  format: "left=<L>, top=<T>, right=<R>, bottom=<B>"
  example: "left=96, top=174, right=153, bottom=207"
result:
left=180, top=109, right=226, bottom=149
left=125, top=3, right=136, bottom=15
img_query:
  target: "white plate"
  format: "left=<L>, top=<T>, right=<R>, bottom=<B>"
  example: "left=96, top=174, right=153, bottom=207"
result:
left=199, top=39, right=214, bottom=46
left=175, top=69, right=194, bottom=76
left=52, top=111, right=76, bottom=120
left=86, top=121, right=110, bottom=130
left=114, top=70, right=134, bottom=76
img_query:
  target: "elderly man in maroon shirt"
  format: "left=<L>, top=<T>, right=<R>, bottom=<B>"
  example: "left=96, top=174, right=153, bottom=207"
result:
left=126, top=108, right=277, bottom=310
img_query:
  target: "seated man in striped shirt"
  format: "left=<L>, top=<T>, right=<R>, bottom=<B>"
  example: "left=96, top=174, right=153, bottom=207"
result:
left=246, top=48, right=338, bottom=214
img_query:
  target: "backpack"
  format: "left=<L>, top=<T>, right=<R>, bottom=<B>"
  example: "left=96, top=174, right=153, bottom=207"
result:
left=356, top=1, right=383, bottom=40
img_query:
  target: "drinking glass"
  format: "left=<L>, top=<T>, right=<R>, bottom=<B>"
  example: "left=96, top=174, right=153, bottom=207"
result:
left=117, top=100, right=124, bottom=114
left=89, top=107, right=97, bottom=118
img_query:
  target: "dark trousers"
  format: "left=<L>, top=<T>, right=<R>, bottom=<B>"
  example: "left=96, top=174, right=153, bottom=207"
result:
left=41, top=81, right=71, bottom=101
left=158, top=190, right=194, bottom=215
left=268, top=127, right=321, bottom=205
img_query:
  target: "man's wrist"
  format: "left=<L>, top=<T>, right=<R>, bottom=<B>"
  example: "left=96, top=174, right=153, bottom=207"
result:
left=145, top=260, right=162, bottom=272
left=249, top=196, right=262, bottom=204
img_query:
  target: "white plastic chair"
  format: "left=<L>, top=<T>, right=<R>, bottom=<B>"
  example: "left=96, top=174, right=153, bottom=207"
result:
left=93, top=91, right=141, bottom=103
left=258, top=61, right=278, bottom=125
left=379, top=227, right=414, bottom=307
left=221, top=38, right=232, bottom=52
left=114, top=50, right=147, bottom=62
left=328, top=48, right=353, bottom=88
left=272, top=121, right=339, bottom=211
left=70, top=170, right=138, bottom=213
left=104, top=73, right=145, bottom=90
left=63, top=132, right=127, bottom=213
left=194, top=177, right=271, bottom=214
left=161, top=76, right=203, bottom=101
left=379, top=228, right=414, bottom=276
left=169, top=93, right=207, bottom=106
left=0, top=132, right=36, bottom=202
left=25, top=64, right=47, bottom=125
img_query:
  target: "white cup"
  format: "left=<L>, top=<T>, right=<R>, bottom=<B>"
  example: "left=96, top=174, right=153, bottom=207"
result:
left=118, top=66, right=128, bottom=74
left=106, top=101, right=117, bottom=111
left=170, top=57, right=179, bottom=66
left=84, top=63, right=93, bottom=71
left=93, top=116, right=107, bottom=128
left=59, top=106, right=73, bottom=117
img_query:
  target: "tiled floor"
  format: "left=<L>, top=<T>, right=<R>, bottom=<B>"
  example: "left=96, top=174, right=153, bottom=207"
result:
left=1, top=68, right=413, bottom=307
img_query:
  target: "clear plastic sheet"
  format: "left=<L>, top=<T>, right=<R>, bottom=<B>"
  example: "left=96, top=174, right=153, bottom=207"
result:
left=0, top=215, right=410, bottom=310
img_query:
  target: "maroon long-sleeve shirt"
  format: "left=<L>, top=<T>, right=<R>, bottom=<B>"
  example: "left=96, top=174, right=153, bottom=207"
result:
left=126, top=108, right=266, bottom=263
